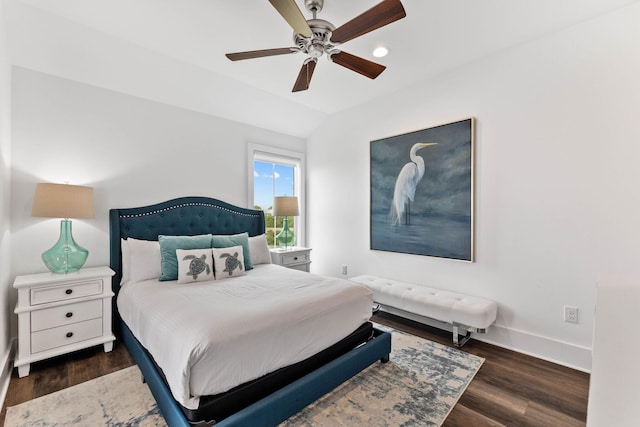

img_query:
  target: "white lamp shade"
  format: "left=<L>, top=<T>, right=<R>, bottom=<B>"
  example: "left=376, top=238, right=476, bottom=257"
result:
left=32, top=183, right=95, bottom=219
left=272, top=196, right=299, bottom=217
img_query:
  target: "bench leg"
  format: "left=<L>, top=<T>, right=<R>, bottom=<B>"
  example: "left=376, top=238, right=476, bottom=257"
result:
left=453, top=325, right=472, bottom=347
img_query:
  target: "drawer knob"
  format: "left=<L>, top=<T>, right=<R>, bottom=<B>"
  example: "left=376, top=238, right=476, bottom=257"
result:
left=293, top=257, right=298, bottom=261
left=65, top=289, right=73, bottom=295
left=66, top=332, right=73, bottom=338
left=65, top=312, right=73, bottom=318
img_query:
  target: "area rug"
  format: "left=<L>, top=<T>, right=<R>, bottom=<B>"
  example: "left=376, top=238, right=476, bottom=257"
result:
left=5, top=326, right=484, bottom=427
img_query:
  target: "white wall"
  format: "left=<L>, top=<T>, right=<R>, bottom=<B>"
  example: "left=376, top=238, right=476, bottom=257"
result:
left=0, top=0, right=12, bottom=405
left=307, top=3, right=640, bottom=371
left=4, top=0, right=325, bottom=139
left=10, top=66, right=305, bottom=283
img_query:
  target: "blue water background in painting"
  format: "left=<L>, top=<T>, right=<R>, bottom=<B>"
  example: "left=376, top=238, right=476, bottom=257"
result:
left=371, top=210, right=471, bottom=260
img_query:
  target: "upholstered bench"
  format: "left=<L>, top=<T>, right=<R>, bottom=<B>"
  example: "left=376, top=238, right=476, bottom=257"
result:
left=351, top=275, right=497, bottom=347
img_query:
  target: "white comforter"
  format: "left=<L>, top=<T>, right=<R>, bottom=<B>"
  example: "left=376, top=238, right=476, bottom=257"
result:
left=117, top=264, right=373, bottom=409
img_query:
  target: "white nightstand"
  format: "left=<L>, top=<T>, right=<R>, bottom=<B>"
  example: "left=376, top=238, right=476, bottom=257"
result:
left=13, top=266, right=116, bottom=377
left=270, top=247, right=312, bottom=272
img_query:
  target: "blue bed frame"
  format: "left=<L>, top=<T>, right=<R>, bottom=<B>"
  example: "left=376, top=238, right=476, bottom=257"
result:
left=109, top=197, right=392, bottom=427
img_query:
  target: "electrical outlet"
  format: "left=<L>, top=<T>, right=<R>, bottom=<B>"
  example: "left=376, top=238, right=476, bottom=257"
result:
left=341, top=264, right=348, bottom=275
left=564, top=306, right=578, bottom=323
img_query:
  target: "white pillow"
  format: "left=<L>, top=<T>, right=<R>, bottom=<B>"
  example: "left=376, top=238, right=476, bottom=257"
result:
left=176, top=248, right=214, bottom=284
left=249, top=234, right=271, bottom=265
left=120, top=239, right=130, bottom=286
left=126, top=238, right=162, bottom=284
left=212, top=245, right=246, bottom=279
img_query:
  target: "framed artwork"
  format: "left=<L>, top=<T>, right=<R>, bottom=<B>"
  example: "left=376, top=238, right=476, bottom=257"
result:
left=370, top=118, right=475, bottom=261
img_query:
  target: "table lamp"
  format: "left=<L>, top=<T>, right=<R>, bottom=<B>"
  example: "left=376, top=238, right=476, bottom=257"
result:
left=31, top=183, right=95, bottom=273
left=272, top=196, right=299, bottom=250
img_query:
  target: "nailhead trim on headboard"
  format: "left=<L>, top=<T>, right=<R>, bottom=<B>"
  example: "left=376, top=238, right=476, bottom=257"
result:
left=119, top=202, right=262, bottom=219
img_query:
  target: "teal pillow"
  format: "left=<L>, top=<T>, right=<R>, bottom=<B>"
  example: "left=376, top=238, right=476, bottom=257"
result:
left=159, top=234, right=212, bottom=281
left=212, top=232, right=252, bottom=270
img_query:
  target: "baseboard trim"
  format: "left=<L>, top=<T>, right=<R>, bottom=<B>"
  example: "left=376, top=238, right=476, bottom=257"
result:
left=380, top=308, right=592, bottom=373
left=0, top=338, right=16, bottom=411
left=480, top=324, right=591, bottom=373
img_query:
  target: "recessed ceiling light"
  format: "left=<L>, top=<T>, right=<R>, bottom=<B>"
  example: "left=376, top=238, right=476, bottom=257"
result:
left=373, top=46, right=389, bottom=58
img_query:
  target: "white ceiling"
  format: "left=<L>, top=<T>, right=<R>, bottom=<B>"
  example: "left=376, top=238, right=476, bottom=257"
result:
left=6, top=0, right=638, bottom=137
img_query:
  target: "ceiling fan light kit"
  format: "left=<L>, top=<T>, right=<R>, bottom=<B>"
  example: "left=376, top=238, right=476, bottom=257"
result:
left=226, top=0, right=406, bottom=92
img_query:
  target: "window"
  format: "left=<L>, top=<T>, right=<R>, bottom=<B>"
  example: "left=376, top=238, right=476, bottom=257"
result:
left=248, top=144, right=305, bottom=248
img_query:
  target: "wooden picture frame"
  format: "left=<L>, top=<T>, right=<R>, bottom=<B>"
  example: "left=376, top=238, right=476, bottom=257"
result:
left=370, top=118, right=475, bottom=261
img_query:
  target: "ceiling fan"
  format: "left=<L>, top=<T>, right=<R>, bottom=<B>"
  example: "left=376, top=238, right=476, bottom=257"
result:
left=225, top=0, right=406, bottom=92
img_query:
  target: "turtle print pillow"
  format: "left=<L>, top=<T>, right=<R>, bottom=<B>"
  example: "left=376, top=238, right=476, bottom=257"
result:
left=212, top=245, right=246, bottom=279
left=158, top=234, right=213, bottom=281
left=212, top=232, right=253, bottom=270
left=176, top=248, right=214, bottom=284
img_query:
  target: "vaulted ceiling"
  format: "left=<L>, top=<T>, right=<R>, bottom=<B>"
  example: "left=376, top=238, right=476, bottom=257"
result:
left=6, top=0, right=637, bottom=136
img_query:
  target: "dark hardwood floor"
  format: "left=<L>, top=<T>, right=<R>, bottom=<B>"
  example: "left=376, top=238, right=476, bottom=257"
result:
left=375, top=313, right=590, bottom=427
left=1, top=313, right=590, bottom=426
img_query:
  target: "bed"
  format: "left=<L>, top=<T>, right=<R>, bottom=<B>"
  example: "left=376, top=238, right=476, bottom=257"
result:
left=109, top=196, right=392, bottom=427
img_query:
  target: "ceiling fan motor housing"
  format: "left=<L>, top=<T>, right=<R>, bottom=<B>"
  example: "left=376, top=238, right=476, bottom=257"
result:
left=293, top=18, right=336, bottom=59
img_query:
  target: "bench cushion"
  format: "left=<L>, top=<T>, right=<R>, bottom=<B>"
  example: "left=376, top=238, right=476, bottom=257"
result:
left=351, top=275, right=497, bottom=330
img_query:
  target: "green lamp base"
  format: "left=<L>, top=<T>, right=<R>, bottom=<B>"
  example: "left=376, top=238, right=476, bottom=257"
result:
left=42, top=219, right=89, bottom=274
left=275, top=217, right=296, bottom=249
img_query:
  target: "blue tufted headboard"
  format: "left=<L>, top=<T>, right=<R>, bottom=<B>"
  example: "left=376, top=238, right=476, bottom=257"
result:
left=109, top=196, right=265, bottom=295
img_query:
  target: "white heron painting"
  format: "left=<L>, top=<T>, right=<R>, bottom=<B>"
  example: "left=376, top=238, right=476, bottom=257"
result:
left=370, top=118, right=474, bottom=261
left=390, top=142, right=438, bottom=226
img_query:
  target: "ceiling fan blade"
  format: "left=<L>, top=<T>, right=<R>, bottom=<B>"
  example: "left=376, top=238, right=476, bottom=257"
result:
left=292, top=60, right=317, bottom=92
left=330, top=51, right=386, bottom=79
left=330, top=0, right=406, bottom=45
left=269, top=0, right=313, bottom=38
left=226, top=48, right=297, bottom=61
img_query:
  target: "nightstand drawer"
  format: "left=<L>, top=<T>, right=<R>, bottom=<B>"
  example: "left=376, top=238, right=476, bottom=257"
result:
left=30, top=279, right=103, bottom=305
left=31, top=300, right=102, bottom=332
left=270, top=247, right=312, bottom=273
left=31, top=318, right=103, bottom=353
left=281, top=252, right=309, bottom=266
